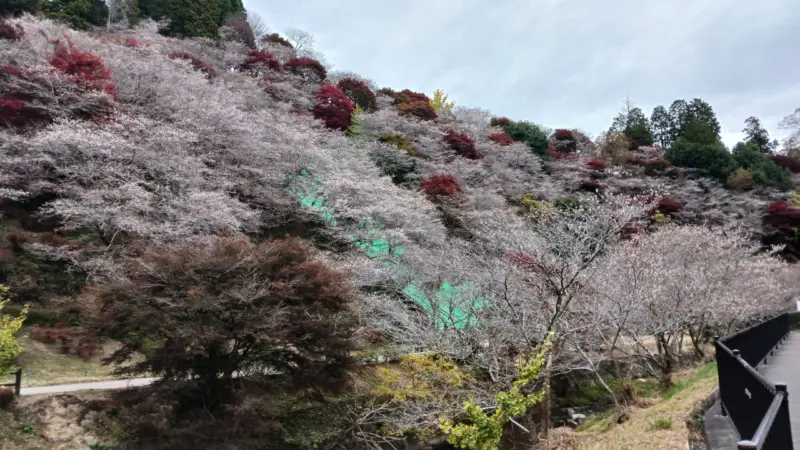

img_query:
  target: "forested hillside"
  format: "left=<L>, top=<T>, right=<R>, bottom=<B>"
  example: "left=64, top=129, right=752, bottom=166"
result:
left=0, top=6, right=799, bottom=450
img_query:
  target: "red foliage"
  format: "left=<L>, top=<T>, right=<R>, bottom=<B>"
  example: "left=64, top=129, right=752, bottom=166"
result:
left=579, top=179, right=602, bottom=192
left=32, top=325, right=98, bottom=360
left=770, top=155, right=800, bottom=174
left=313, top=85, right=354, bottom=131
left=443, top=130, right=480, bottom=160
left=628, top=155, right=647, bottom=166
left=237, top=50, right=281, bottom=75
left=397, top=100, right=437, bottom=121
left=169, top=51, right=216, bottom=78
left=489, top=132, right=513, bottom=146
left=553, top=129, right=574, bottom=140
left=490, top=117, right=510, bottom=127
left=336, top=77, right=376, bottom=111
left=38, top=232, right=66, bottom=247
left=262, top=33, right=292, bottom=48
left=399, top=89, right=430, bottom=104
left=420, top=174, right=462, bottom=203
left=586, top=158, right=607, bottom=171
left=621, top=224, right=643, bottom=239
left=7, top=231, right=28, bottom=251
left=285, top=57, right=327, bottom=82
left=654, top=197, right=684, bottom=215
left=548, top=143, right=576, bottom=160
left=1, top=65, right=51, bottom=128
left=50, top=41, right=117, bottom=98
left=0, top=387, right=14, bottom=409
left=764, top=200, right=800, bottom=230
left=0, top=18, right=24, bottom=41
left=124, top=38, right=141, bottom=48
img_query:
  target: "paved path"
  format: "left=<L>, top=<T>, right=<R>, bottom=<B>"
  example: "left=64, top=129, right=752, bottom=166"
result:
left=20, top=377, right=156, bottom=396
left=759, top=332, right=800, bottom=449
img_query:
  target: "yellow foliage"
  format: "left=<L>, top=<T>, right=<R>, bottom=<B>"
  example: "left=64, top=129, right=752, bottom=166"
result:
left=431, top=89, right=455, bottom=113
left=520, top=193, right=551, bottom=215
left=789, top=190, right=800, bottom=208
left=369, top=353, right=472, bottom=404
left=0, top=285, right=27, bottom=373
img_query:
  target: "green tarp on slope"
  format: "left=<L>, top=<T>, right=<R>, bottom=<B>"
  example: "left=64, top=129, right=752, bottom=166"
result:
left=286, top=169, right=487, bottom=329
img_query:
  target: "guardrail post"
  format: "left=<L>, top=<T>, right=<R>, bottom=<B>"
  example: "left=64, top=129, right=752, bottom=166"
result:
left=14, top=369, right=21, bottom=396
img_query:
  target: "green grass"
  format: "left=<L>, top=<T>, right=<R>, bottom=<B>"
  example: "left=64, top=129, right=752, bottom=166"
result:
left=646, top=417, right=673, bottom=430
left=661, top=361, right=716, bottom=400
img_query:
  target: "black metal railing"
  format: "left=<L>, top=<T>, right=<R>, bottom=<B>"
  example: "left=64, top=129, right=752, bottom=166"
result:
left=1, top=369, right=21, bottom=396
left=715, top=313, right=794, bottom=449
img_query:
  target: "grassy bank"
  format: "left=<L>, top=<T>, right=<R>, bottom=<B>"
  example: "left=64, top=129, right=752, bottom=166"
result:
left=570, top=362, right=717, bottom=449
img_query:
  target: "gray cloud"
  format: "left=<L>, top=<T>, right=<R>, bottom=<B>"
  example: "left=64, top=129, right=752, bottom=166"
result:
left=246, top=0, right=800, bottom=147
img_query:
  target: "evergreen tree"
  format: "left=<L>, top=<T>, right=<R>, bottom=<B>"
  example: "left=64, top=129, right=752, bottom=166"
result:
left=667, top=99, right=689, bottom=143
left=650, top=105, right=672, bottom=147
left=609, top=97, right=654, bottom=148
left=732, top=142, right=791, bottom=189
left=0, top=0, right=42, bottom=16
left=742, top=116, right=778, bottom=153
left=686, top=98, right=721, bottom=139
left=138, top=0, right=245, bottom=38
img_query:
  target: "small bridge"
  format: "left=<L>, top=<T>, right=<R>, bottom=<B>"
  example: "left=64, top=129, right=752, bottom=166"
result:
left=713, top=313, right=800, bottom=449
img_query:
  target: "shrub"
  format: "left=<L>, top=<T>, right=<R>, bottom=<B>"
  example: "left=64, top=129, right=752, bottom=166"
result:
left=285, top=57, right=327, bottom=82
left=490, top=117, right=510, bottom=127
left=586, top=159, right=606, bottom=171
left=6, top=231, right=28, bottom=251
left=651, top=212, right=667, bottom=224
left=788, top=191, right=800, bottom=208
left=379, top=134, right=418, bottom=156
left=644, top=157, right=671, bottom=174
left=554, top=196, right=582, bottom=211
left=397, top=100, right=437, bottom=121
left=770, top=154, right=800, bottom=174
left=552, top=129, right=577, bottom=153
left=261, top=33, right=292, bottom=48
left=764, top=200, right=800, bottom=230
left=336, top=77, right=376, bottom=111
left=520, top=193, right=545, bottom=211
left=443, top=130, right=480, bottom=160
left=49, top=40, right=117, bottom=97
left=628, top=155, right=647, bottom=166
left=579, top=179, right=602, bottom=192
left=0, top=18, right=24, bottom=41
left=665, top=138, right=733, bottom=181
left=237, top=50, right=281, bottom=75
left=726, top=168, right=754, bottom=191
left=313, top=85, right=354, bottom=132
left=169, top=51, right=216, bottom=77
left=553, top=129, right=574, bottom=140
left=399, top=89, right=429, bottom=104
left=504, top=121, right=549, bottom=156
left=124, top=38, right=141, bottom=48
left=548, top=144, right=576, bottom=160
left=38, top=232, right=66, bottom=247
left=420, top=175, right=462, bottom=203
left=488, top=132, right=513, bottom=146
left=655, top=197, right=683, bottom=215
left=0, top=387, right=14, bottom=409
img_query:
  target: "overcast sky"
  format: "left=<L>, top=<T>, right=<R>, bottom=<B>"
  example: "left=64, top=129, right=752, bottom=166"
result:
left=246, top=0, right=800, bottom=148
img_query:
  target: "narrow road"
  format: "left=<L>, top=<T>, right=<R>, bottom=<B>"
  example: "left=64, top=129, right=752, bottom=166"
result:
left=20, top=377, right=156, bottom=396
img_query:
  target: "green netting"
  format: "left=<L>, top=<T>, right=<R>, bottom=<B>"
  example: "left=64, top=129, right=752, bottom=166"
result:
left=286, top=169, right=487, bottom=329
